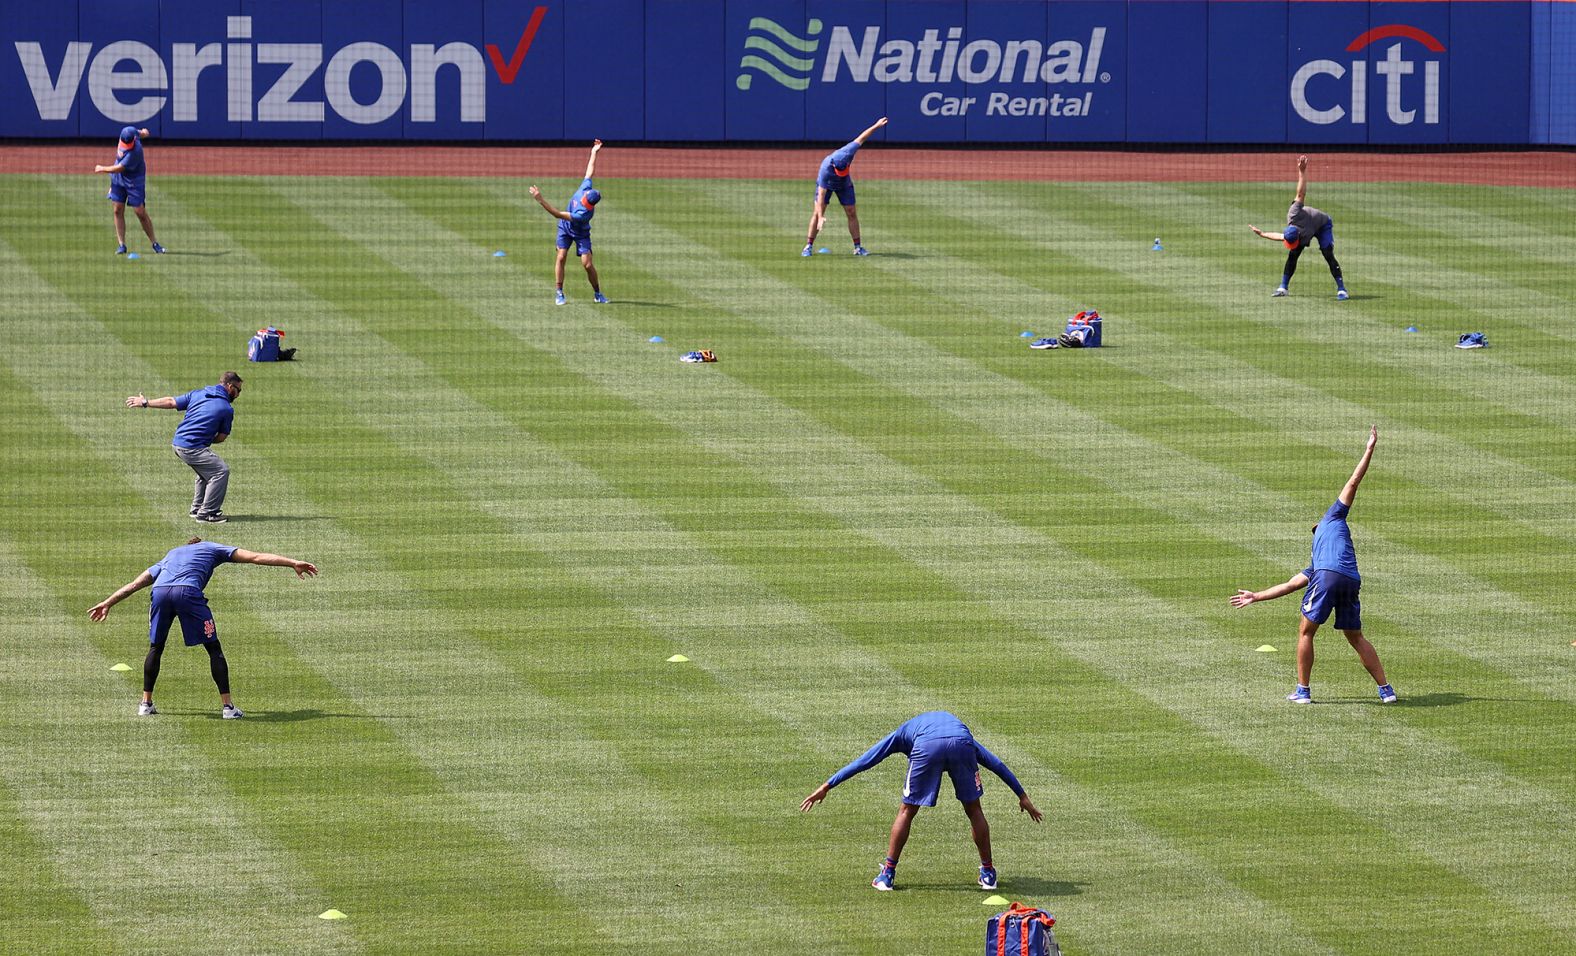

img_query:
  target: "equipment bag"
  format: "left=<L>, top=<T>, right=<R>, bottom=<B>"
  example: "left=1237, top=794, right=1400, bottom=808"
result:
left=985, top=902, right=1060, bottom=956
left=248, top=327, right=283, bottom=362
left=1063, top=310, right=1102, bottom=347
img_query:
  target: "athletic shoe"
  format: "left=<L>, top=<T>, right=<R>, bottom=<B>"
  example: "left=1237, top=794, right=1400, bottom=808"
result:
left=593, top=292, right=609, bottom=304
left=853, top=245, right=869, bottom=256
left=1029, top=338, right=1060, bottom=350
left=871, top=866, right=895, bottom=891
left=1378, top=684, right=1398, bottom=704
left=554, top=290, right=566, bottom=306
left=1287, top=686, right=1313, bottom=704
left=1336, top=289, right=1349, bottom=300
left=194, top=512, right=228, bottom=524
left=978, top=866, right=998, bottom=890
left=1272, top=287, right=1288, bottom=297
left=152, top=242, right=166, bottom=254
left=222, top=704, right=244, bottom=719
left=137, top=701, right=157, bottom=716
left=116, top=244, right=128, bottom=255
left=801, top=244, right=813, bottom=257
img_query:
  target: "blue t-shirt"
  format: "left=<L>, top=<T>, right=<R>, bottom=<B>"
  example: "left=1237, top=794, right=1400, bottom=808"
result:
left=1306, top=499, right=1360, bottom=582
left=171, top=385, right=235, bottom=449
left=114, top=140, right=146, bottom=185
left=816, top=140, right=861, bottom=188
left=567, top=178, right=596, bottom=232
left=146, top=542, right=237, bottom=591
left=825, top=711, right=1026, bottom=797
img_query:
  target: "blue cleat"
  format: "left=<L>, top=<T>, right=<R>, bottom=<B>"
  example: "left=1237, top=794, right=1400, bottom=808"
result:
left=116, top=244, right=127, bottom=255
left=1336, top=289, right=1349, bottom=300
left=801, top=244, right=813, bottom=257
left=554, top=289, right=566, bottom=306
left=871, top=864, right=895, bottom=891
left=1287, top=686, right=1313, bottom=704
left=853, top=245, right=869, bottom=256
left=1378, top=684, right=1397, bottom=703
left=151, top=242, right=166, bottom=254
left=593, top=292, right=609, bottom=304
left=978, top=866, right=998, bottom=890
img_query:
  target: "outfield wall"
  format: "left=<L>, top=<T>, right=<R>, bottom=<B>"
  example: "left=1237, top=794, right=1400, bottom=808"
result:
left=3, top=0, right=1573, bottom=145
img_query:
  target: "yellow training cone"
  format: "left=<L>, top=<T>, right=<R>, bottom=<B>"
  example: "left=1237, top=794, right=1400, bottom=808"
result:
left=318, top=909, right=348, bottom=920
left=1256, top=645, right=1277, bottom=653
left=109, top=663, right=132, bottom=671
left=982, top=895, right=1010, bottom=906
left=666, top=655, right=690, bottom=663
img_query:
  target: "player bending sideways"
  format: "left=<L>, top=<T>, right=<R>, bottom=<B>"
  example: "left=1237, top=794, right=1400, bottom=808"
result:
left=529, top=140, right=607, bottom=306
left=801, top=711, right=1043, bottom=892
left=88, top=537, right=318, bottom=719
left=803, top=117, right=888, bottom=257
left=1231, top=427, right=1397, bottom=705
left=94, top=125, right=165, bottom=256
left=1250, top=155, right=1348, bottom=300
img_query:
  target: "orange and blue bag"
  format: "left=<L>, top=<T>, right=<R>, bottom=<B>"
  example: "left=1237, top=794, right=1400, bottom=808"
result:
left=985, top=902, right=1059, bottom=956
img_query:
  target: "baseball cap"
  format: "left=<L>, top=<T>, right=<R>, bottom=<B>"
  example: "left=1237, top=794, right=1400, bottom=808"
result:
left=1282, top=225, right=1300, bottom=249
left=119, top=125, right=139, bottom=148
left=583, top=188, right=601, bottom=206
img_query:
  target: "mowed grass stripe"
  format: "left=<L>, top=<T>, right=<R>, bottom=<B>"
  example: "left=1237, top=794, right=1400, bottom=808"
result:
left=435, top=180, right=1576, bottom=948
left=278, top=176, right=1367, bottom=954
left=0, top=217, right=614, bottom=952
left=52, top=179, right=877, bottom=949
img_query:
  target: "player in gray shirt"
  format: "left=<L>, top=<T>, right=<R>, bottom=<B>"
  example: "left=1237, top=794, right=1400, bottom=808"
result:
left=1250, top=155, right=1348, bottom=300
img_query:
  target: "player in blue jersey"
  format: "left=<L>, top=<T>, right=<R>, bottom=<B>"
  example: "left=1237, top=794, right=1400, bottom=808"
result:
left=128, top=371, right=243, bottom=523
left=802, top=116, right=888, bottom=257
left=529, top=140, right=607, bottom=306
left=1231, top=427, right=1396, bottom=704
left=94, top=126, right=165, bottom=256
left=88, top=537, right=318, bottom=718
left=1250, top=155, right=1347, bottom=300
left=800, top=711, right=1043, bottom=892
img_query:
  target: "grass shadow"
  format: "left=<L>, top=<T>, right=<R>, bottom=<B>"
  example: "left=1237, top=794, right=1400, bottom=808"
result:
left=609, top=300, right=676, bottom=308
left=247, top=709, right=407, bottom=722
left=162, top=250, right=231, bottom=257
left=222, top=515, right=334, bottom=523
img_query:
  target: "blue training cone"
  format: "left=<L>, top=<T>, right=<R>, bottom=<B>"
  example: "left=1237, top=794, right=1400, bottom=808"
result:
left=493, top=250, right=506, bottom=257
left=817, top=248, right=828, bottom=254
left=1019, top=330, right=1036, bottom=338
left=126, top=252, right=140, bottom=260
left=649, top=335, right=664, bottom=343
left=1405, top=326, right=1419, bottom=333
left=1151, top=238, right=1163, bottom=251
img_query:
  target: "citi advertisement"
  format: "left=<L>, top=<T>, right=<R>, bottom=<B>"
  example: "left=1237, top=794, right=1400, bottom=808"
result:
left=1, top=0, right=1569, bottom=143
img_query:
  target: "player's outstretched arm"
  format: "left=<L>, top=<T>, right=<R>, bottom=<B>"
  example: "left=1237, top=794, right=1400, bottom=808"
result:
left=88, top=572, right=155, bottom=620
left=527, top=186, right=572, bottom=221
left=1295, top=155, right=1308, bottom=203
left=853, top=116, right=888, bottom=146
left=1248, top=225, right=1285, bottom=242
left=800, top=782, right=831, bottom=812
left=583, top=139, right=603, bottom=180
left=1231, top=572, right=1310, bottom=608
left=1339, top=426, right=1378, bottom=506
left=232, top=548, right=319, bottom=578
left=126, top=393, right=177, bottom=408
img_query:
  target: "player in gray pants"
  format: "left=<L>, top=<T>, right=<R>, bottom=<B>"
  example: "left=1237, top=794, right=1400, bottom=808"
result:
left=127, top=372, right=242, bottom=523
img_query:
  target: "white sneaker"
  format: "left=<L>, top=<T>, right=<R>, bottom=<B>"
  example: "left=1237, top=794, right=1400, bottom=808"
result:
left=1336, top=289, right=1349, bottom=300
left=137, top=701, right=157, bottom=716
left=1272, top=287, right=1288, bottom=297
left=222, top=704, right=244, bottom=719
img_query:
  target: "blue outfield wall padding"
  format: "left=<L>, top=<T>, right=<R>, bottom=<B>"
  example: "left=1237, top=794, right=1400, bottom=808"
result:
left=0, top=0, right=1569, bottom=144
left=1207, top=2, right=1286, bottom=143
left=1127, top=0, right=1205, bottom=142
left=563, top=0, right=644, bottom=140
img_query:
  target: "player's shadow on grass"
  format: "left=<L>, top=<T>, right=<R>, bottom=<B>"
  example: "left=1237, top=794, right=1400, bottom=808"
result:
left=246, top=709, right=405, bottom=722
left=609, top=300, right=675, bottom=308
left=1394, top=692, right=1475, bottom=708
left=867, top=251, right=927, bottom=260
left=223, top=515, right=333, bottom=523
left=903, top=876, right=1085, bottom=897
left=161, top=250, right=231, bottom=257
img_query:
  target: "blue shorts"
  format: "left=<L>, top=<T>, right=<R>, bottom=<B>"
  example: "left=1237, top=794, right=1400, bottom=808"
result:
left=1312, top=221, right=1335, bottom=250
left=815, top=181, right=856, bottom=207
left=556, top=220, right=591, bottom=256
left=1302, top=569, right=1361, bottom=631
left=149, top=586, right=218, bottom=647
left=903, top=736, right=984, bottom=807
left=107, top=178, right=146, bottom=207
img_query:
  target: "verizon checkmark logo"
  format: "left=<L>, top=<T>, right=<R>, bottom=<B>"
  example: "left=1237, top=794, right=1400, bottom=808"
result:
left=487, top=6, right=548, bottom=84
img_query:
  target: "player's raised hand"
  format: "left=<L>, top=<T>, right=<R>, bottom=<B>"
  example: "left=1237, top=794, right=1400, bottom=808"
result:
left=874, top=117, right=888, bottom=128
left=1019, top=793, right=1043, bottom=823
left=800, top=783, right=830, bottom=812
left=1230, top=589, right=1257, bottom=608
left=591, top=139, right=603, bottom=152
left=528, top=185, right=541, bottom=199
left=1297, top=155, right=1308, bottom=171
left=1366, top=425, right=1378, bottom=450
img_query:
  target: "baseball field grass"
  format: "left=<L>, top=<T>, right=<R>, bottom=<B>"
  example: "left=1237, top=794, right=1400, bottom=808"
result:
left=1, top=166, right=1574, bottom=955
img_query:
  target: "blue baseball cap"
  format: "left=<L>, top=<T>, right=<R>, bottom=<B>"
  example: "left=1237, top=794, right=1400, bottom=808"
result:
left=584, top=188, right=601, bottom=206
left=1282, top=225, right=1301, bottom=249
left=119, top=125, right=140, bottom=148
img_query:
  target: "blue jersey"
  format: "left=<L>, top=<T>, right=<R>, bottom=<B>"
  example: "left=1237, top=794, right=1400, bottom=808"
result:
left=826, top=711, right=1026, bottom=797
left=114, top=140, right=146, bottom=185
left=1306, top=499, right=1360, bottom=583
left=146, top=542, right=237, bottom=592
left=816, top=140, right=861, bottom=189
left=171, top=385, right=235, bottom=449
left=567, top=178, right=596, bottom=233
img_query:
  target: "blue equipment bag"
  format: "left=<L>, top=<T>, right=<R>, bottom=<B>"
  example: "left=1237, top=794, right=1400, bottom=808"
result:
left=985, top=902, right=1060, bottom=956
left=248, top=327, right=283, bottom=362
left=1063, top=310, right=1102, bottom=347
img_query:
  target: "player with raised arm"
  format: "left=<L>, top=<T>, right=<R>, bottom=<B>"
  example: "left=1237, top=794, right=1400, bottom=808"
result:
left=800, top=711, right=1043, bottom=892
left=1231, top=427, right=1396, bottom=704
left=94, top=126, right=165, bottom=256
left=1250, top=155, right=1348, bottom=300
left=803, top=117, right=888, bottom=257
left=88, top=537, right=318, bottom=718
left=529, top=140, right=606, bottom=306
